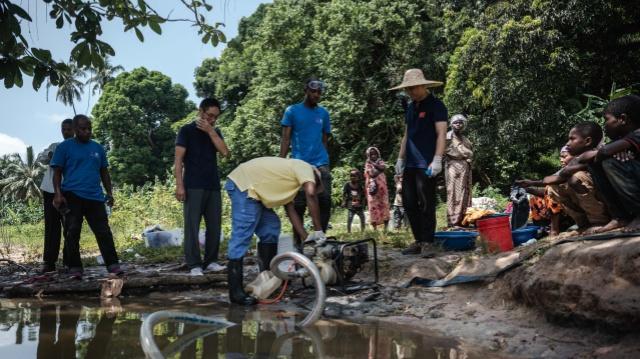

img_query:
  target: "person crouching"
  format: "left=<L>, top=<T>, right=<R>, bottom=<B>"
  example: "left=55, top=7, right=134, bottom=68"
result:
left=224, top=157, right=326, bottom=305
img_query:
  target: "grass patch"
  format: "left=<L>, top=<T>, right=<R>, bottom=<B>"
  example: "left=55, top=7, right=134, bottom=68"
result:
left=3, top=182, right=454, bottom=266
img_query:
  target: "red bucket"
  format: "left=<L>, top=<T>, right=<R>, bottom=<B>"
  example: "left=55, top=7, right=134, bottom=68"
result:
left=476, top=216, right=513, bottom=253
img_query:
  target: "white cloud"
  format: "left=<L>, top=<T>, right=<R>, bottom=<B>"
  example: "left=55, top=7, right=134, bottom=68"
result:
left=0, top=133, right=27, bottom=157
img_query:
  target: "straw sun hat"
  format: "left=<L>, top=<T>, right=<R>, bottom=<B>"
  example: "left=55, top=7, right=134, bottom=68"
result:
left=389, top=69, right=443, bottom=90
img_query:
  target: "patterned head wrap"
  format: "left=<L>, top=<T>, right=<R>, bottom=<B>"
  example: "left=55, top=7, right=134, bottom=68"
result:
left=366, top=146, right=381, bottom=160
left=450, top=114, right=467, bottom=126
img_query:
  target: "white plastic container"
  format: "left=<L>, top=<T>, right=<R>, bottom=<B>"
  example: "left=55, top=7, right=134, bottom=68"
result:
left=245, top=271, right=283, bottom=299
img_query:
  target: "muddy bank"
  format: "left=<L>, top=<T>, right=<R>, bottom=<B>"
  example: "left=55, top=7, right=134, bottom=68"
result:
left=503, top=237, right=640, bottom=330
left=319, top=234, right=640, bottom=358
left=2, top=234, right=640, bottom=357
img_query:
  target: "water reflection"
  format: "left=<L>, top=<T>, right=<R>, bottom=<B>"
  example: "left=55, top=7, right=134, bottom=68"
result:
left=0, top=299, right=479, bottom=358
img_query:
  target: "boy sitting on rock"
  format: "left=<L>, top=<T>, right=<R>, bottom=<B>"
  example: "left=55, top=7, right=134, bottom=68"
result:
left=516, top=146, right=574, bottom=236
left=577, top=95, right=640, bottom=232
left=524, top=122, right=611, bottom=233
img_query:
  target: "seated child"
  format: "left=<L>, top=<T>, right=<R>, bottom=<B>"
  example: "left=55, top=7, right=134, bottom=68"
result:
left=518, top=122, right=610, bottom=233
left=342, top=169, right=366, bottom=233
left=577, top=95, right=640, bottom=232
left=517, top=146, right=574, bottom=235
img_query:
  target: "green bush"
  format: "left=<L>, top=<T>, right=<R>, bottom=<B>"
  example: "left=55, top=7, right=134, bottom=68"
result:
left=0, top=200, right=43, bottom=225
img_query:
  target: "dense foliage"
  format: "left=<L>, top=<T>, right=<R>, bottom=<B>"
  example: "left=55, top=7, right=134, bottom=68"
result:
left=194, top=0, right=640, bottom=190
left=91, top=67, right=195, bottom=186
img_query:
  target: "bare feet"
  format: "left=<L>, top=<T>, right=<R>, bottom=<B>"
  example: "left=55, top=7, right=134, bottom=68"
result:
left=578, top=226, right=602, bottom=235
left=593, top=219, right=628, bottom=233
left=623, top=216, right=640, bottom=233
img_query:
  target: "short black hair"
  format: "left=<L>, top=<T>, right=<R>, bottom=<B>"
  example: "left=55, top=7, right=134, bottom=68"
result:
left=572, top=121, right=603, bottom=146
left=72, top=114, right=91, bottom=127
left=199, top=98, right=221, bottom=111
left=604, top=94, right=640, bottom=125
left=61, top=118, right=73, bottom=125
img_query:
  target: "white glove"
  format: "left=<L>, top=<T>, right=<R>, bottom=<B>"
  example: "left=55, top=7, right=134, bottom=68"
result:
left=305, top=230, right=327, bottom=245
left=427, top=155, right=442, bottom=177
left=395, top=158, right=405, bottom=175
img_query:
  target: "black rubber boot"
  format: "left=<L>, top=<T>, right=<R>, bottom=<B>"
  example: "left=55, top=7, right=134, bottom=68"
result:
left=228, top=258, right=257, bottom=306
left=257, top=242, right=278, bottom=272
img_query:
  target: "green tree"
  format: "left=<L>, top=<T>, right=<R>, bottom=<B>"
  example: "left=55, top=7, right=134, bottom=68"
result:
left=92, top=67, right=194, bottom=186
left=87, top=58, right=125, bottom=96
left=85, top=57, right=124, bottom=112
left=46, top=62, right=85, bottom=114
left=444, top=0, right=640, bottom=187
left=0, top=146, right=43, bottom=202
left=0, top=0, right=225, bottom=90
left=196, top=0, right=639, bottom=190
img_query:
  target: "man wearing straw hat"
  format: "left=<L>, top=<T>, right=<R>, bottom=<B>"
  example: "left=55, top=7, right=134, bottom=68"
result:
left=390, top=69, right=448, bottom=257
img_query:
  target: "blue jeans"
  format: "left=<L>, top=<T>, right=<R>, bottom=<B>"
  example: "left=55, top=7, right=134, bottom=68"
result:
left=225, top=180, right=281, bottom=260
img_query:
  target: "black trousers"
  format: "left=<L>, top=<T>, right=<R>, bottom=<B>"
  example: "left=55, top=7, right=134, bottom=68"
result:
left=63, top=191, right=119, bottom=270
left=42, top=191, right=68, bottom=267
left=589, top=158, right=640, bottom=220
left=347, top=208, right=365, bottom=232
left=293, top=165, right=332, bottom=245
left=402, top=168, right=437, bottom=243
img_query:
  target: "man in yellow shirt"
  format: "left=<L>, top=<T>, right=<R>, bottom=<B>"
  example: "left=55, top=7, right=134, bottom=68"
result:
left=224, top=157, right=326, bottom=305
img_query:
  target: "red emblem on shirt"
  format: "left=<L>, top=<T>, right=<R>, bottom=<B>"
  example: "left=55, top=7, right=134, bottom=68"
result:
left=419, top=112, right=426, bottom=119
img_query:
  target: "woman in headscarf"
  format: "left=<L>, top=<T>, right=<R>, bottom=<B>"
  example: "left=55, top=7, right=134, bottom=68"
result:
left=445, top=114, right=473, bottom=227
left=364, top=147, right=390, bottom=230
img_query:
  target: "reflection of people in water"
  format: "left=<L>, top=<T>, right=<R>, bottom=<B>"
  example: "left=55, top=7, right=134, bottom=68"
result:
left=84, top=313, right=116, bottom=358
left=36, top=304, right=116, bottom=359
left=37, top=305, right=81, bottom=359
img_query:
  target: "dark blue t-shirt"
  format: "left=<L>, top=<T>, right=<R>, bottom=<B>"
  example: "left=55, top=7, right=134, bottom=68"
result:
left=50, top=138, right=108, bottom=202
left=281, top=102, right=331, bottom=167
left=176, top=122, right=223, bottom=190
left=405, top=94, right=448, bottom=169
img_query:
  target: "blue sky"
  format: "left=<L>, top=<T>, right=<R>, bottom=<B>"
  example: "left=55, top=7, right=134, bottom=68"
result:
left=0, top=0, right=268, bottom=158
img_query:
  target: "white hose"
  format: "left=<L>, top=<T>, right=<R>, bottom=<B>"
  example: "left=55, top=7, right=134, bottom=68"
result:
left=270, top=251, right=326, bottom=328
left=140, top=310, right=235, bottom=359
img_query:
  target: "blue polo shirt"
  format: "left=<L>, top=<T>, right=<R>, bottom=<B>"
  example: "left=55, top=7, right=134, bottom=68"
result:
left=405, top=94, right=448, bottom=169
left=281, top=102, right=331, bottom=167
left=175, top=122, right=223, bottom=190
left=50, top=138, right=108, bottom=202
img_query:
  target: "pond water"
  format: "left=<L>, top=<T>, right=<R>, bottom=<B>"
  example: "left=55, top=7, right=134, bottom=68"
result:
left=0, top=297, right=487, bottom=358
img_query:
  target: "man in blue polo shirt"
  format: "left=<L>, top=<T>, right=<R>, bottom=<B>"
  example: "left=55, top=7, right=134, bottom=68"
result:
left=390, top=69, right=448, bottom=257
left=175, top=98, right=229, bottom=276
left=51, top=115, right=122, bottom=277
left=279, top=78, right=332, bottom=250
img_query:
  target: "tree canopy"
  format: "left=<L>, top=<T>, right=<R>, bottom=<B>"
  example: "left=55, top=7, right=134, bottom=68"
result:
left=0, top=0, right=225, bottom=90
left=194, top=0, right=639, bottom=189
left=91, top=67, right=194, bottom=186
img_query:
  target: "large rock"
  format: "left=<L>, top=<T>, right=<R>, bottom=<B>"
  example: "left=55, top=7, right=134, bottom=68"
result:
left=504, top=237, right=640, bottom=330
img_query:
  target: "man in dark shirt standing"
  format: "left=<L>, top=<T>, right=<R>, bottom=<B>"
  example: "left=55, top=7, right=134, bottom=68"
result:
left=390, top=69, right=448, bottom=257
left=175, top=98, right=230, bottom=276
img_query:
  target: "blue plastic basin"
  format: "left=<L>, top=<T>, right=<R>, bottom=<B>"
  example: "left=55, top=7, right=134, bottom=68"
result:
left=511, top=226, right=539, bottom=246
left=434, top=231, right=477, bottom=251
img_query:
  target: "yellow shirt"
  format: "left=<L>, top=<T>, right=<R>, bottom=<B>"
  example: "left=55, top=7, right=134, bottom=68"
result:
left=228, top=157, right=316, bottom=208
